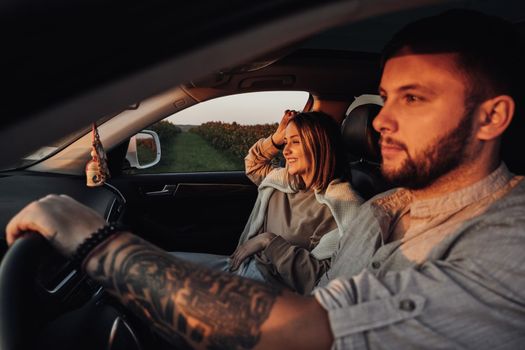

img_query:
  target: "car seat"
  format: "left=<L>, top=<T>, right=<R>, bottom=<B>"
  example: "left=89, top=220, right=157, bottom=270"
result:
left=501, top=99, right=525, bottom=175
left=342, top=94, right=389, bottom=200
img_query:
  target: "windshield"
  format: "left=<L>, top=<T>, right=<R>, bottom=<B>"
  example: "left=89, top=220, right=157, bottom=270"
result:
left=1, top=113, right=118, bottom=171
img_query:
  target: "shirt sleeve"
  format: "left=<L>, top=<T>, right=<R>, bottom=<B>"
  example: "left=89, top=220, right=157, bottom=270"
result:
left=245, top=137, right=281, bottom=186
left=313, top=219, right=525, bottom=349
left=259, top=235, right=331, bottom=295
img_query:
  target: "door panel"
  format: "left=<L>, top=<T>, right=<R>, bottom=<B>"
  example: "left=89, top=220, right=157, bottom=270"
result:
left=109, top=171, right=257, bottom=255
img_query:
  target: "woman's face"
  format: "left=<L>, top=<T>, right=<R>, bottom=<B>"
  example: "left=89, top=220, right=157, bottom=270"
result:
left=283, top=122, right=311, bottom=177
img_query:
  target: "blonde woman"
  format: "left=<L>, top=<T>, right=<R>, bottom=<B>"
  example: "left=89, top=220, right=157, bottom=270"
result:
left=229, top=110, right=362, bottom=294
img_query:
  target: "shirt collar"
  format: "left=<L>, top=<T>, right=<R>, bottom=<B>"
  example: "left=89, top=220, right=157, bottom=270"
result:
left=371, top=163, right=514, bottom=219
left=410, top=163, right=513, bottom=218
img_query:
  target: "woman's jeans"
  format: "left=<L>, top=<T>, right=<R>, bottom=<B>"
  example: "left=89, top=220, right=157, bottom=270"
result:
left=171, top=252, right=265, bottom=282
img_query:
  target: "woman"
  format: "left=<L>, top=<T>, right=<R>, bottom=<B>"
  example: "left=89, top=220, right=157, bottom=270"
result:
left=229, top=110, right=362, bottom=294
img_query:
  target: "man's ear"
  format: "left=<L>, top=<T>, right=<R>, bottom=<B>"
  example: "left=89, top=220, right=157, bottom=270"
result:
left=476, top=95, right=515, bottom=141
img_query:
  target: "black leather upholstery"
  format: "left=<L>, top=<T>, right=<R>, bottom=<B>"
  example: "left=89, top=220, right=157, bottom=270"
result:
left=341, top=95, right=388, bottom=200
left=342, top=104, right=381, bottom=164
left=501, top=101, right=525, bottom=175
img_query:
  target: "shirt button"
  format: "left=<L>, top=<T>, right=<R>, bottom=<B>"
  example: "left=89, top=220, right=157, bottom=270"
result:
left=371, top=261, right=381, bottom=269
left=399, top=299, right=416, bottom=312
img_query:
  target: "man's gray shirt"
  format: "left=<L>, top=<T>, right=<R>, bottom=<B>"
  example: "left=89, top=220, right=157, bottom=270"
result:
left=314, top=164, right=525, bottom=349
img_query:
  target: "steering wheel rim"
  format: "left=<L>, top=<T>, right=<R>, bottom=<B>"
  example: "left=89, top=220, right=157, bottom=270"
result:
left=0, top=232, right=52, bottom=350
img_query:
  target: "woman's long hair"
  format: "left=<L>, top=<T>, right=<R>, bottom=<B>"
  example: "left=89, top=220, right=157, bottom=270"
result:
left=287, top=111, right=345, bottom=192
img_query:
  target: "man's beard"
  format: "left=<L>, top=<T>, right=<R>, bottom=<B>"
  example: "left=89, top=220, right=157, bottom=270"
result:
left=380, top=109, right=475, bottom=189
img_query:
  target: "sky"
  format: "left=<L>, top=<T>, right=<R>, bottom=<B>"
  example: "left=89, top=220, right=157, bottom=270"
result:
left=166, top=91, right=309, bottom=125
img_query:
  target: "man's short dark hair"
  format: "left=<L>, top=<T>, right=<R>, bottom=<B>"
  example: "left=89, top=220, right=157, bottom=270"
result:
left=381, top=9, right=523, bottom=106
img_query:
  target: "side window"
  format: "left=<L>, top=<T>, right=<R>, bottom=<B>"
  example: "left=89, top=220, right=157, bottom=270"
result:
left=128, top=91, right=309, bottom=174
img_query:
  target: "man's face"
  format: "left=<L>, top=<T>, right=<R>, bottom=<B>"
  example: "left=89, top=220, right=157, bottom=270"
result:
left=373, top=51, right=477, bottom=189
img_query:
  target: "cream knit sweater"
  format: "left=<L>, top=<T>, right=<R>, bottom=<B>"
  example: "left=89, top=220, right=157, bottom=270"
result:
left=237, top=167, right=362, bottom=260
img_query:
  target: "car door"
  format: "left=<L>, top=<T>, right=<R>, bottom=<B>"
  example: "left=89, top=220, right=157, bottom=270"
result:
left=110, top=91, right=310, bottom=255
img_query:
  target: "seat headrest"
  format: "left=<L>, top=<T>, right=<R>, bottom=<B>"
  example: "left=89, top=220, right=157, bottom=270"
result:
left=341, top=94, right=383, bottom=164
left=502, top=103, right=525, bottom=175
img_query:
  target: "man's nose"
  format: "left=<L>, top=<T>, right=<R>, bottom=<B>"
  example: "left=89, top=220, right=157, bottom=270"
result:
left=372, top=104, right=396, bottom=134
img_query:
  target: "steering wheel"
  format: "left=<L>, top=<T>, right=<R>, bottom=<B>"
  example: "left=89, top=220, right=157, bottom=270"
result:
left=0, top=232, right=52, bottom=350
left=0, top=232, right=150, bottom=350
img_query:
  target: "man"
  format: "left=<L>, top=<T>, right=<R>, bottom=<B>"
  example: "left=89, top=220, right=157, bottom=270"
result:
left=6, top=9, right=525, bottom=349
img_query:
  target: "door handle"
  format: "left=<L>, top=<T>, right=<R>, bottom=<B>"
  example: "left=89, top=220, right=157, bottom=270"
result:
left=145, top=184, right=178, bottom=196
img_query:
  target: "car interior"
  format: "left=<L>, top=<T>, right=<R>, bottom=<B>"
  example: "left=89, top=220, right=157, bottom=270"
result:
left=0, top=0, right=524, bottom=349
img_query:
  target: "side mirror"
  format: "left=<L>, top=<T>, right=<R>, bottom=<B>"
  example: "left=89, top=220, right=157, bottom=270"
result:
left=125, top=130, right=161, bottom=169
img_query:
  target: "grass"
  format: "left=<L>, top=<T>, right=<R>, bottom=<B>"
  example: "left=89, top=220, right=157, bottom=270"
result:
left=138, top=132, right=244, bottom=173
left=137, top=144, right=157, bottom=164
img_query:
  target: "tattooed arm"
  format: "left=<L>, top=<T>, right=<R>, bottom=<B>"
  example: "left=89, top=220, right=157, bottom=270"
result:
left=86, top=233, right=332, bottom=349
left=6, top=195, right=332, bottom=350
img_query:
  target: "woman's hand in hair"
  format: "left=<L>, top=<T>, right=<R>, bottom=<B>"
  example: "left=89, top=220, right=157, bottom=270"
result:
left=229, top=232, right=277, bottom=271
left=272, top=110, right=298, bottom=146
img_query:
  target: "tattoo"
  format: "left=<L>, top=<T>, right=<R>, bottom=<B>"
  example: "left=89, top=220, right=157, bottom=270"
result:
left=91, top=234, right=282, bottom=349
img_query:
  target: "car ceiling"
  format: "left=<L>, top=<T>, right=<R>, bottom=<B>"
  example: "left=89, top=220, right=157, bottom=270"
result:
left=186, top=0, right=525, bottom=103
left=185, top=49, right=382, bottom=102
left=1, top=0, right=523, bottom=169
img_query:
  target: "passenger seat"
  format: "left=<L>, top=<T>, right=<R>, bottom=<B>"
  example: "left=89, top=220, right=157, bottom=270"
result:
left=342, top=94, right=389, bottom=200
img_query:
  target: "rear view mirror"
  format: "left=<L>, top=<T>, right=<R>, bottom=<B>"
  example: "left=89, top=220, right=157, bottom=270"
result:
left=125, top=130, right=161, bottom=169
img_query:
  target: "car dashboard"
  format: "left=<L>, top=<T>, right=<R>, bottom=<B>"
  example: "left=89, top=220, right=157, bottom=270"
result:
left=0, top=172, right=149, bottom=350
left=0, top=171, right=125, bottom=259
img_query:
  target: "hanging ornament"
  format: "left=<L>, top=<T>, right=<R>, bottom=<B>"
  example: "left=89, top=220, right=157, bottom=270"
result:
left=85, top=123, right=110, bottom=187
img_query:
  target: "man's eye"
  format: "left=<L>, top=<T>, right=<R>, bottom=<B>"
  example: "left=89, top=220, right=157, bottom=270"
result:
left=404, top=94, right=421, bottom=104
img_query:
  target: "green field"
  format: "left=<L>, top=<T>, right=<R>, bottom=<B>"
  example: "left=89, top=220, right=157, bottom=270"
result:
left=136, top=132, right=244, bottom=173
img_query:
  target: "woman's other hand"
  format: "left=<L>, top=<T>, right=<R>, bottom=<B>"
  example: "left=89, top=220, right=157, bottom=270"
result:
left=6, top=194, right=106, bottom=257
left=229, top=232, right=276, bottom=271
left=271, top=110, right=298, bottom=146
